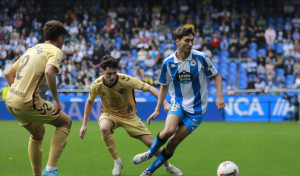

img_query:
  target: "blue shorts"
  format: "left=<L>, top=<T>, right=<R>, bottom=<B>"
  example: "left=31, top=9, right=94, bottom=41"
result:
left=168, top=102, right=203, bottom=133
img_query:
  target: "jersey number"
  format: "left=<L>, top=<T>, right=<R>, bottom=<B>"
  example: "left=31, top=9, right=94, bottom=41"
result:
left=16, top=55, right=30, bottom=80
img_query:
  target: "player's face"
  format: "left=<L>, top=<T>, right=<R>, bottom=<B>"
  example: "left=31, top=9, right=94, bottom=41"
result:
left=177, top=34, right=194, bottom=54
left=102, top=67, right=118, bottom=86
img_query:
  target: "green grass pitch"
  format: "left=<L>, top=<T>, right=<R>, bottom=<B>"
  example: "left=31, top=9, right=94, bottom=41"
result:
left=1, top=120, right=299, bottom=175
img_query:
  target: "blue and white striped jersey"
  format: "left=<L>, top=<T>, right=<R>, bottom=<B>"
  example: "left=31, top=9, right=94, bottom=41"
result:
left=159, top=49, right=218, bottom=114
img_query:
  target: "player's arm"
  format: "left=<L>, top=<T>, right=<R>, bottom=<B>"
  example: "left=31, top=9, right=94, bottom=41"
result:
left=45, top=64, right=61, bottom=115
left=4, top=67, right=16, bottom=86
left=80, top=99, right=94, bottom=139
left=147, top=84, right=169, bottom=125
left=213, top=73, right=225, bottom=109
left=148, top=85, right=170, bottom=112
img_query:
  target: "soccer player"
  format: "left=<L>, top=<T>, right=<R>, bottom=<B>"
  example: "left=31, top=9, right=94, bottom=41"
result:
left=79, top=55, right=183, bottom=176
left=133, top=26, right=225, bottom=176
left=4, top=20, right=72, bottom=176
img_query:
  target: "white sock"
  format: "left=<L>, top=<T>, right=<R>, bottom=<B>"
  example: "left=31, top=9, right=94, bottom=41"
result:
left=114, top=158, right=121, bottom=163
left=46, top=166, right=57, bottom=172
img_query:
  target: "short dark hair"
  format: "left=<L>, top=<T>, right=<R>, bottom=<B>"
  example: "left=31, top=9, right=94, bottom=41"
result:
left=100, top=55, right=119, bottom=70
left=173, top=26, right=195, bottom=40
left=43, top=20, right=67, bottom=41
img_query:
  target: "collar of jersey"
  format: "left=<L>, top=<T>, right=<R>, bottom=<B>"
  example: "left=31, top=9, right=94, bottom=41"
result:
left=173, top=50, right=192, bottom=63
left=103, top=75, right=119, bottom=88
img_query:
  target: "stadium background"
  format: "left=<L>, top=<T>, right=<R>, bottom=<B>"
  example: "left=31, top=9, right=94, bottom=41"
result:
left=0, top=0, right=299, bottom=122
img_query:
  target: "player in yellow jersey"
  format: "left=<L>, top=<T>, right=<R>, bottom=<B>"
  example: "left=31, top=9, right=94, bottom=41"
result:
left=80, top=55, right=183, bottom=176
left=4, top=20, right=72, bottom=176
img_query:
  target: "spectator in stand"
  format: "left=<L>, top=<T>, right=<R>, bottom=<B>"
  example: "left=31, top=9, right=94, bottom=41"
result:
left=292, top=14, right=300, bottom=28
left=257, top=53, right=266, bottom=66
left=144, top=54, right=155, bottom=72
left=131, top=34, right=140, bottom=49
left=164, top=45, right=175, bottom=58
left=220, top=34, right=229, bottom=51
left=120, top=40, right=130, bottom=55
left=257, top=63, right=266, bottom=78
left=202, top=46, right=212, bottom=58
left=219, top=20, right=229, bottom=36
left=255, top=25, right=266, bottom=49
left=283, top=38, right=294, bottom=57
left=228, top=45, right=239, bottom=63
left=229, top=21, right=239, bottom=36
left=238, top=31, right=248, bottom=49
left=226, top=82, right=236, bottom=95
left=265, top=77, right=276, bottom=95
left=103, top=16, right=115, bottom=35
left=292, top=28, right=300, bottom=41
left=247, top=16, right=257, bottom=40
left=257, top=15, right=266, bottom=28
left=276, top=76, right=286, bottom=90
left=284, top=58, right=294, bottom=76
left=275, top=56, right=285, bottom=69
left=294, top=72, right=300, bottom=88
left=277, top=26, right=287, bottom=42
left=25, top=31, right=38, bottom=48
left=137, top=47, right=148, bottom=65
left=238, top=47, right=248, bottom=62
left=148, top=35, right=159, bottom=49
left=265, top=60, right=275, bottom=80
left=265, top=25, right=277, bottom=45
left=133, top=65, right=144, bottom=81
left=138, top=33, right=149, bottom=49
left=294, top=58, right=300, bottom=74
left=229, top=33, right=238, bottom=48
left=266, top=45, right=276, bottom=61
left=255, top=77, right=266, bottom=93
left=246, top=57, right=257, bottom=76
left=202, top=20, right=213, bottom=39
left=247, top=76, right=256, bottom=90
left=210, top=33, right=221, bottom=53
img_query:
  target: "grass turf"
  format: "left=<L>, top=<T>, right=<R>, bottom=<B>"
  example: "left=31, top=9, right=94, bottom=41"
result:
left=0, top=120, right=299, bottom=176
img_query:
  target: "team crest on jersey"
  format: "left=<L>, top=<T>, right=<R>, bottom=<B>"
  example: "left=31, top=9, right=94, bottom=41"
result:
left=175, top=70, right=193, bottom=84
left=191, top=59, right=196, bottom=66
left=171, top=64, right=176, bottom=68
left=118, top=88, right=125, bottom=94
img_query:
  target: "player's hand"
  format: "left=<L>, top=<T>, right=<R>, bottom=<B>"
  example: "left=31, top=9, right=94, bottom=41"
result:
left=80, top=125, right=87, bottom=139
left=52, top=100, right=62, bottom=115
left=215, top=96, right=225, bottom=109
left=147, top=110, right=160, bottom=125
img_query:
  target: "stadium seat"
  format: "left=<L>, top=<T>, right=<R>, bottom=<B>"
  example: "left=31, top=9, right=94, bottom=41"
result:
left=220, top=50, right=229, bottom=57
left=275, top=43, right=283, bottom=54
left=249, top=43, right=257, bottom=50
left=276, top=68, right=285, bottom=77
left=258, top=49, right=267, bottom=57
left=248, top=49, right=257, bottom=60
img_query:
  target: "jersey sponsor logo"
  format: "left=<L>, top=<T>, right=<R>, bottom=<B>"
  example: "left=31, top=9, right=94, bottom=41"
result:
left=175, top=70, right=193, bottom=83
left=34, top=45, right=43, bottom=54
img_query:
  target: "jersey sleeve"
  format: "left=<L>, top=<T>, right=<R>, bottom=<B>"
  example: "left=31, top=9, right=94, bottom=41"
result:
left=121, top=74, right=150, bottom=92
left=87, top=82, right=98, bottom=102
left=159, top=61, right=171, bottom=85
left=202, top=53, right=218, bottom=78
left=12, top=55, right=23, bottom=70
left=47, top=48, right=63, bottom=72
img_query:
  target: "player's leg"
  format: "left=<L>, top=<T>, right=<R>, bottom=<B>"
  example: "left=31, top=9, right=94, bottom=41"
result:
left=150, top=113, right=180, bottom=156
left=145, top=124, right=190, bottom=175
left=44, top=111, right=72, bottom=173
left=99, top=118, right=122, bottom=176
left=136, top=134, right=183, bottom=175
left=24, top=123, right=45, bottom=176
left=133, top=112, right=181, bottom=164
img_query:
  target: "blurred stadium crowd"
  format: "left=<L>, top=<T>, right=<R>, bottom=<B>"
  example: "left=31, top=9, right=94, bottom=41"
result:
left=0, top=0, right=300, bottom=97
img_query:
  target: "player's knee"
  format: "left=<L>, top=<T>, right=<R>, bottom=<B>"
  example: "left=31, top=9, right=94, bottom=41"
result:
left=162, top=128, right=176, bottom=138
left=100, top=128, right=111, bottom=136
left=32, top=126, right=45, bottom=140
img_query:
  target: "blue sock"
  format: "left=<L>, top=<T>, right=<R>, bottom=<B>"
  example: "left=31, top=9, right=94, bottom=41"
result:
left=148, top=149, right=173, bottom=173
left=149, top=133, right=167, bottom=156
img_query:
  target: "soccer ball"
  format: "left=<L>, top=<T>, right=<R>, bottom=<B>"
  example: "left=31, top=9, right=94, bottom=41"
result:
left=217, top=161, right=239, bottom=176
